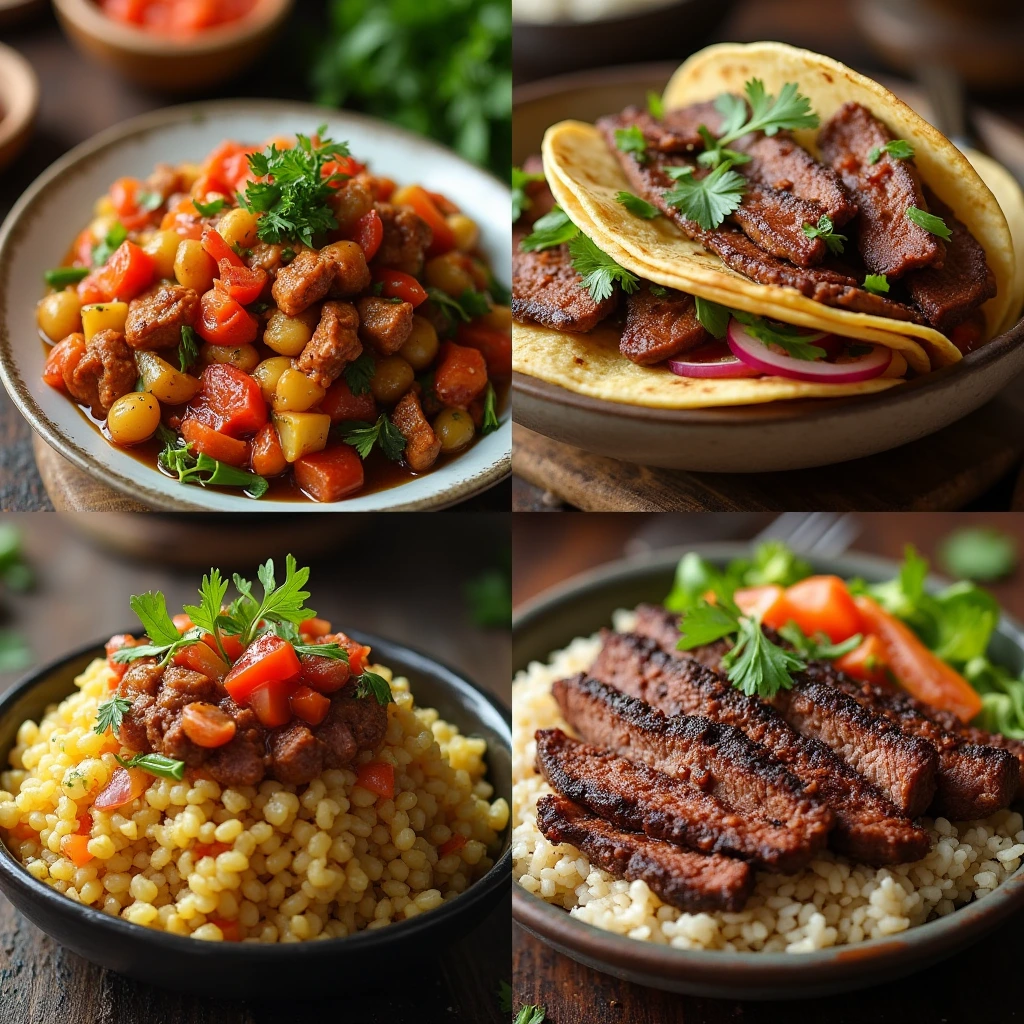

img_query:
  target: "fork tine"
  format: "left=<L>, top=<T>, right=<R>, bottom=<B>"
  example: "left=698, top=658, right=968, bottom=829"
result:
left=752, top=512, right=859, bottom=558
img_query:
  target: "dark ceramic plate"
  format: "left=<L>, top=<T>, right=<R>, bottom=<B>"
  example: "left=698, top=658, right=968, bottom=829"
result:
left=512, top=543, right=1024, bottom=999
left=0, top=631, right=511, bottom=998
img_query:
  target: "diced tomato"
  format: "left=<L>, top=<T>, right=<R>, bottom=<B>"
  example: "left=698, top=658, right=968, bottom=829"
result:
left=180, top=417, right=249, bottom=468
left=782, top=576, right=862, bottom=643
left=391, top=184, right=455, bottom=256
left=43, top=335, right=86, bottom=389
left=161, top=196, right=204, bottom=239
left=76, top=272, right=108, bottom=305
left=209, top=917, right=242, bottom=942
left=8, top=822, right=36, bottom=841
left=181, top=702, right=237, bottom=747
left=193, top=841, right=230, bottom=860
left=456, top=322, right=512, bottom=379
left=294, top=444, right=364, bottom=503
left=289, top=685, right=331, bottom=726
left=372, top=267, right=427, bottom=307
left=188, top=362, right=267, bottom=438
left=299, top=641, right=352, bottom=694
left=172, top=641, right=229, bottom=680
left=93, top=767, right=150, bottom=811
left=200, top=141, right=256, bottom=195
left=342, top=636, right=371, bottom=676
left=835, top=634, right=891, bottom=686
left=201, top=632, right=245, bottom=661
left=322, top=156, right=365, bottom=185
left=173, top=613, right=194, bottom=633
left=250, top=422, right=287, bottom=478
left=217, top=263, right=266, bottom=305
left=223, top=633, right=301, bottom=705
left=60, top=833, right=94, bottom=867
left=195, top=287, right=258, bottom=346
left=201, top=227, right=244, bottom=268
left=734, top=586, right=792, bottom=630
left=350, top=209, right=383, bottom=261
left=110, top=176, right=158, bottom=231
left=92, top=241, right=155, bottom=303
left=105, top=633, right=142, bottom=684
left=438, top=833, right=467, bottom=858
left=319, top=377, right=377, bottom=424
left=355, top=760, right=395, bottom=799
left=249, top=680, right=293, bottom=728
left=72, top=228, right=95, bottom=266
left=434, top=341, right=488, bottom=408
left=300, top=618, right=332, bottom=637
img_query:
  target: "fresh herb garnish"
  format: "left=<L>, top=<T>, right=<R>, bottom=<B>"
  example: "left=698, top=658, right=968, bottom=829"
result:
left=802, top=213, right=847, bottom=255
left=114, top=752, right=185, bottom=781
left=280, top=247, right=296, bottom=263
left=178, top=325, right=199, bottom=373
left=661, top=162, right=746, bottom=231
left=615, top=191, right=660, bottom=219
left=91, top=223, right=128, bottom=267
left=425, top=287, right=491, bottom=323
left=342, top=353, right=376, bottom=396
left=94, top=695, right=132, bottom=736
left=110, top=592, right=205, bottom=666
left=44, top=266, right=90, bottom=289
left=487, top=272, right=511, bottom=307
left=519, top=206, right=579, bottom=252
left=238, top=127, right=351, bottom=248
left=614, top=125, right=648, bottom=162
left=732, top=310, right=826, bottom=360
left=220, top=555, right=317, bottom=648
left=646, top=90, right=664, bottom=119
left=181, top=568, right=230, bottom=663
left=868, top=139, right=915, bottom=165
left=342, top=413, right=407, bottom=461
left=694, top=296, right=731, bottom=339
left=649, top=284, right=668, bottom=297
left=567, top=233, right=639, bottom=303
left=193, top=196, right=226, bottom=217
left=938, top=528, right=1018, bottom=583
left=906, top=205, right=952, bottom=241
left=777, top=621, right=863, bottom=661
left=481, top=382, right=500, bottom=434
left=514, top=1007, right=547, bottom=1024
left=160, top=442, right=269, bottom=499
left=135, top=190, right=164, bottom=213
left=291, top=641, right=349, bottom=660
left=863, top=274, right=890, bottom=295
left=512, top=166, right=545, bottom=222
left=498, top=981, right=513, bottom=1014
left=355, top=670, right=395, bottom=705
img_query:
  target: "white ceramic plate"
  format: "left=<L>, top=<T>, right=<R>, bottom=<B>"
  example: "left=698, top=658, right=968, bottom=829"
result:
left=0, top=100, right=511, bottom=511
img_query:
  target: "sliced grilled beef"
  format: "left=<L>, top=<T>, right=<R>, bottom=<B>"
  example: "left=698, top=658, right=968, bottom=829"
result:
left=594, top=626, right=929, bottom=864
left=535, top=727, right=823, bottom=871
left=536, top=793, right=754, bottom=912
left=818, top=102, right=943, bottom=278
left=620, top=282, right=710, bottom=365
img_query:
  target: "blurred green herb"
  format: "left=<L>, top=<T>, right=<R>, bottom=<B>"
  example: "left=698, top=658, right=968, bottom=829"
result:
left=465, top=548, right=511, bottom=627
left=498, top=981, right=512, bottom=1013
left=938, top=527, right=1018, bottom=583
left=0, top=526, right=33, bottom=591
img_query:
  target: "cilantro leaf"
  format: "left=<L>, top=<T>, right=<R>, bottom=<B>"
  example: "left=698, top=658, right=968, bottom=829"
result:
left=722, top=616, right=805, bottom=699
left=193, top=196, right=226, bottom=217
left=567, top=233, right=639, bottom=303
left=906, top=206, right=952, bottom=241
left=731, top=310, right=826, bottom=360
left=182, top=569, right=230, bottom=662
left=646, top=90, right=664, bottom=119
left=863, top=274, right=890, bottom=295
left=355, top=670, right=395, bottom=705
left=343, top=353, right=376, bottom=396
left=512, top=166, right=545, bottom=222
left=178, top=325, right=199, bottom=373
left=661, top=162, right=746, bottom=230
left=615, top=191, right=660, bottom=219
left=159, top=442, right=269, bottom=499
left=676, top=601, right=740, bottom=650
left=481, top=382, right=500, bottom=435
left=94, top=695, right=132, bottom=736
left=694, top=296, right=731, bottom=339
left=519, top=206, right=579, bottom=252
left=778, top=622, right=863, bottom=661
left=114, top=752, right=185, bottom=781
left=112, top=591, right=205, bottom=667
left=291, top=641, right=349, bottom=660
left=614, top=125, right=647, bottom=162
left=224, top=555, right=318, bottom=647
left=91, top=223, right=127, bottom=267
left=868, top=139, right=915, bottom=164
left=425, top=287, right=491, bottom=323
left=802, top=214, right=847, bottom=255
left=342, top=413, right=406, bottom=462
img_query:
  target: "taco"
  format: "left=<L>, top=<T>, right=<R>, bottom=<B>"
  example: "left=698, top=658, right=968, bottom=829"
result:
left=512, top=42, right=1022, bottom=409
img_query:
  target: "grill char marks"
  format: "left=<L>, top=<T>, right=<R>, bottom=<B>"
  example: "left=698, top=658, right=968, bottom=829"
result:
left=632, top=606, right=939, bottom=817
left=620, top=283, right=710, bottom=365
left=928, top=709, right=1024, bottom=784
left=535, top=727, right=824, bottom=872
left=597, top=624, right=930, bottom=864
left=536, top=794, right=754, bottom=912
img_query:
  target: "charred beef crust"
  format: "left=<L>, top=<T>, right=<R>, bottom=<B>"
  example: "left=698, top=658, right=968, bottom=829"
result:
left=205, top=697, right=264, bottom=787
left=535, top=727, right=824, bottom=872
left=926, top=708, right=1024, bottom=785
left=536, top=793, right=754, bottom=912
left=620, top=283, right=710, bottom=365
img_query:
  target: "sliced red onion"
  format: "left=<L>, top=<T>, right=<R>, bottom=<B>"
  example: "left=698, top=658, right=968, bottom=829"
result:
left=726, top=319, right=892, bottom=383
left=667, top=341, right=761, bottom=379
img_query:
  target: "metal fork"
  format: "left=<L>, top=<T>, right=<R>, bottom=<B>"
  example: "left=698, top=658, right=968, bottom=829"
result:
left=752, top=512, right=861, bottom=560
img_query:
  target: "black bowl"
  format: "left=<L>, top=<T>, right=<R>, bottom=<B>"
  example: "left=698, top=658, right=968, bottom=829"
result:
left=0, top=631, right=511, bottom=998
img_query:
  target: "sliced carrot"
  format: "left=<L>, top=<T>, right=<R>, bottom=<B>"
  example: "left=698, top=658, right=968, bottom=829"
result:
left=733, top=585, right=791, bottom=630
left=835, top=634, right=891, bottom=686
left=781, top=576, right=862, bottom=643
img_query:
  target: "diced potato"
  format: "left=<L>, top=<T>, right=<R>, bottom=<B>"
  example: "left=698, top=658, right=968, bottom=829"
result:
left=252, top=356, right=292, bottom=402
left=82, top=301, right=128, bottom=342
left=424, top=252, right=475, bottom=297
left=481, top=304, right=511, bottom=332
left=399, top=316, right=438, bottom=371
left=136, top=351, right=200, bottom=405
left=447, top=214, right=479, bottom=252
left=216, top=207, right=261, bottom=249
left=272, top=411, right=331, bottom=463
left=263, top=308, right=317, bottom=356
left=106, top=392, right=161, bottom=445
left=37, top=290, right=83, bottom=342
left=273, top=368, right=325, bottom=413
left=142, top=229, right=181, bottom=281
left=201, top=343, right=260, bottom=373
left=93, top=196, right=117, bottom=218
left=174, top=239, right=216, bottom=292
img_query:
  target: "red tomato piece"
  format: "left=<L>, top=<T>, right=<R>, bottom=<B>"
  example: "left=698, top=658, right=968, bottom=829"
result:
left=43, top=335, right=85, bottom=389
left=391, top=184, right=455, bottom=256
left=217, top=263, right=266, bottom=305
left=196, top=287, right=258, bottom=347
left=223, top=633, right=301, bottom=705
left=249, top=680, right=293, bottom=728
left=783, top=576, right=862, bottom=643
left=93, top=241, right=155, bottom=303
left=201, top=227, right=244, bottom=268
left=188, top=362, right=267, bottom=438
left=173, top=613, right=194, bottom=633
left=75, top=813, right=92, bottom=836
left=322, top=156, right=365, bottom=184
left=293, top=444, right=365, bottom=503
left=180, top=417, right=249, bottom=467
left=299, top=642, right=352, bottom=694
left=250, top=422, right=287, bottom=478
left=202, top=632, right=245, bottom=661
left=289, top=685, right=331, bottom=726
left=193, top=842, right=230, bottom=860
left=93, top=767, right=149, bottom=811
left=733, top=586, right=792, bottom=631
left=110, top=176, right=157, bottom=231
left=181, top=703, right=237, bottom=748
left=371, top=268, right=427, bottom=307
left=299, top=618, right=332, bottom=637
left=319, top=377, right=377, bottom=425
left=438, top=833, right=467, bottom=858
left=355, top=761, right=395, bottom=799
left=172, top=641, right=229, bottom=680
left=351, top=209, right=383, bottom=261
left=434, top=341, right=488, bottom=408
left=60, top=834, right=94, bottom=867
left=209, top=917, right=242, bottom=942
left=456, top=322, right=512, bottom=379
left=104, top=633, right=142, bottom=684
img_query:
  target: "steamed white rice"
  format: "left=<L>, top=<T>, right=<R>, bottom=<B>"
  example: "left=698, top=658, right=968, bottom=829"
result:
left=512, top=611, right=1024, bottom=953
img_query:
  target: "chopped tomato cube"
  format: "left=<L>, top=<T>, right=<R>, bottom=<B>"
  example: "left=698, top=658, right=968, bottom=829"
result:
left=734, top=586, right=791, bottom=631
left=294, top=444, right=364, bottom=503
left=172, top=641, right=229, bottom=680
left=209, top=916, right=242, bottom=942
left=43, top=335, right=86, bottom=389
left=8, top=822, right=36, bottom=841
left=299, top=618, right=332, bottom=637
left=355, top=760, right=395, bottom=799
left=217, top=263, right=266, bottom=305
left=782, top=576, right=862, bottom=643
left=180, top=417, right=249, bottom=468
left=223, top=633, right=301, bottom=705
left=290, top=685, right=331, bottom=726
left=60, top=834, right=94, bottom=867
left=434, top=341, right=488, bottom=408
left=201, top=227, right=244, bottom=268
left=195, top=287, right=258, bottom=347
left=110, top=176, right=158, bottom=231
left=105, top=633, right=142, bottom=683
left=181, top=702, right=237, bottom=747
left=438, top=833, right=467, bottom=858
left=193, top=841, right=230, bottom=860
left=456, top=322, right=512, bottom=379
left=187, top=363, right=267, bottom=438
left=835, top=634, right=890, bottom=686
left=320, top=377, right=377, bottom=424
left=299, top=643, right=352, bottom=694
left=351, top=209, right=383, bottom=261
left=75, top=813, right=92, bottom=836
left=93, top=767, right=150, bottom=811
left=92, top=241, right=155, bottom=303
left=249, top=680, right=293, bottom=728
left=202, top=632, right=245, bottom=661
left=173, top=613, right=194, bottom=633
left=391, top=184, right=455, bottom=256
left=371, top=267, right=427, bottom=307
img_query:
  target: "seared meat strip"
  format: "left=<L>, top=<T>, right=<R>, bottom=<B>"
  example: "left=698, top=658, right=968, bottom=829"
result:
left=536, top=727, right=823, bottom=871
left=536, top=794, right=754, bottom=912
left=633, top=606, right=940, bottom=817
left=805, top=663, right=1018, bottom=819
left=934, top=714, right=1024, bottom=788
left=818, top=102, right=944, bottom=278
left=551, top=674, right=832, bottom=849
left=391, top=390, right=441, bottom=472
left=903, top=190, right=996, bottom=334
left=620, top=282, right=710, bottom=365
left=594, top=627, right=929, bottom=864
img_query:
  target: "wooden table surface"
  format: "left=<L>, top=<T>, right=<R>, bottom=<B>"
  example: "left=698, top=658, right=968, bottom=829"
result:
left=512, top=511, right=1024, bottom=1022
left=0, top=6, right=509, bottom=513
left=0, top=511, right=511, bottom=1024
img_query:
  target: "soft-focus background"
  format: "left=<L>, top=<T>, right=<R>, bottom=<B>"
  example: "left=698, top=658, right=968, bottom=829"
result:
left=0, top=0, right=511, bottom=511
left=512, top=511, right=1024, bottom=1023
left=0, top=510, right=511, bottom=1024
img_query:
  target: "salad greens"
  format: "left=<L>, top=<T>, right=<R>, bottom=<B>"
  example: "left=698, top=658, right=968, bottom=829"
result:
left=938, top=527, right=1018, bottom=583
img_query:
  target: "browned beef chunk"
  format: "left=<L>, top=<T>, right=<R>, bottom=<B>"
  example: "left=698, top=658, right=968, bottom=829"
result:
left=392, top=390, right=442, bottom=472
left=536, top=793, right=754, bottom=912
left=927, top=708, right=1024, bottom=788
left=142, top=667, right=223, bottom=766
left=125, top=284, right=199, bottom=350
left=535, top=727, right=823, bottom=872
left=374, top=203, right=432, bottom=274
left=296, top=301, right=361, bottom=389
left=322, top=240, right=371, bottom=298
left=63, top=329, right=137, bottom=418
left=247, top=242, right=286, bottom=276
left=620, top=282, right=709, bottom=365
left=320, top=690, right=388, bottom=760
left=116, top=660, right=164, bottom=751
left=205, top=697, right=264, bottom=788
left=902, top=190, right=996, bottom=334
left=818, top=102, right=944, bottom=278
left=145, top=164, right=182, bottom=205
left=357, top=296, right=415, bottom=354
left=268, top=721, right=322, bottom=786
left=272, top=249, right=336, bottom=316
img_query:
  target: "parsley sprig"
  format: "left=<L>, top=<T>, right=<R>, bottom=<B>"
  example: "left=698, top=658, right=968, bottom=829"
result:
left=178, top=325, right=199, bottom=373
left=694, top=296, right=731, bottom=339
left=661, top=163, right=746, bottom=232
left=777, top=621, right=863, bottom=661
left=906, top=205, right=952, bottom=241
left=481, top=382, right=500, bottom=435
left=512, top=166, right=545, bottom=222
left=868, top=139, right=915, bottom=165
left=567, top=233, right=639, bottom=303
left=863, top=274, right=890, bottom=295
left=94, top=695, right=132, bottom=736
left=802, top=214, right=846, bottom=255
left=355, top=670, right=395, bottom=705
left=193, top=196, right=226, bottom=217
left=615, top=191, right=660, bottom=219
left=220, top=555, right=317, bottom=647
left=519, top=207, right=579, bottom=253
left=343, top=353, right=376, bottom=396
left=342, top=413, right=407, bottom=462
left=614, top=125, right=648, bottom=162
left=92, top=223, right=127, bottom=267
left=159, top=438, right=269, bottom=499
left=110, top=592, right=205, bottom=667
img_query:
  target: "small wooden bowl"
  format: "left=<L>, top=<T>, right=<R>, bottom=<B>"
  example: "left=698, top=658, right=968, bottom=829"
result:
left=0, top=43, right=38, bottom=172
left=52, top=0, right=294, bottom=92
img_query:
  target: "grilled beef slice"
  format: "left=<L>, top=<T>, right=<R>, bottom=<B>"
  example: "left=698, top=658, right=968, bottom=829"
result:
left=929, top=711, right=1024, bottom=788
left=620, top=282, right=710, bottom=365
left=551, top=674, right=832, bottom=851
left=536, top=793, right=754, bottom=911
left=594, top=626, right=930, bottom=864
left=535, top=727, right=825, bottom=871
left=818, top=102, right=944, bottom=279
left=632, top=605, right=939, bottom=817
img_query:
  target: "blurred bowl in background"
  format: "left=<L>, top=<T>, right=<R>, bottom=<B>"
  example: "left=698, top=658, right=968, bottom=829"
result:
left=0, top=43, right=38, bottom=173
left=0, top=0, right=45, bottom=29
left=52, top=0, right=294, bottom=92
left=512, top=0, right=736, bottom=84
